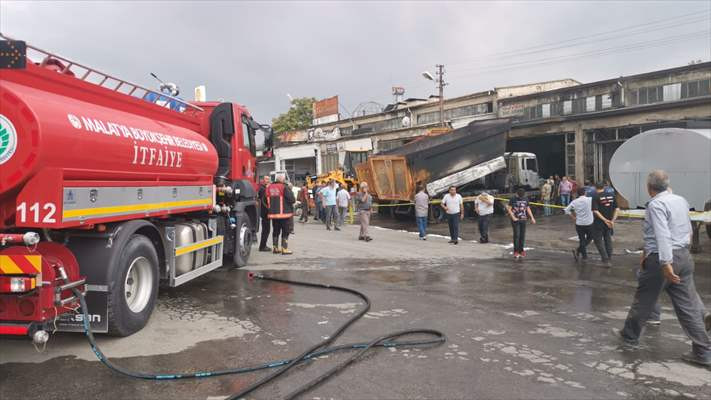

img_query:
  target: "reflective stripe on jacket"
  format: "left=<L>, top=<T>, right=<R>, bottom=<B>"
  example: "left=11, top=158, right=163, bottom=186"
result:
left=266, top=182, right=295, bottom=219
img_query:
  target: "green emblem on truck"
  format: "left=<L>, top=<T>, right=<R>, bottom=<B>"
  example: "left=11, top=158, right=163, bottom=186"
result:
left=0, top=114, right=18, bottom=165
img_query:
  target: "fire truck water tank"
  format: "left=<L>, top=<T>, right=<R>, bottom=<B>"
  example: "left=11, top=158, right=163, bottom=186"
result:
left=0, top=81, right=217, bottom=196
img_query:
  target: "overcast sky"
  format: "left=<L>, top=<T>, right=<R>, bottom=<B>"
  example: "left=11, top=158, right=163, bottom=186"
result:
left=2, top=1, right=709, bottom=123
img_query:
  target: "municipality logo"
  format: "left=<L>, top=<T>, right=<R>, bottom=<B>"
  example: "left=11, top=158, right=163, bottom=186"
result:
left=0, top=114, right=18, bottom=165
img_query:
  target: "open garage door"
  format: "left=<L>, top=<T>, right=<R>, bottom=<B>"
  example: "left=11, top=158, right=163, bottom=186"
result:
left=507, top=134, right=566, bottom=179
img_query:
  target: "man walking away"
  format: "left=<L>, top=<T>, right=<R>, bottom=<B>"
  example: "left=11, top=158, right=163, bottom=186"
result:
left=475, top=192, right=495, bottom=243
left=257, top=175, right=272, bottom=252
left=414, top=186, right=429, bottom=240
left=298, top=185, right=310, bottom=223
left=565, top=187, right=595, bottom=263
left=336, top=184, right=351, bottom=228
left=592, top=181, right=618, bottom=265
left=266, top=173, right=295, bottom=255
left=320, top=180, right=339, bottom=230
left=541, top=179, right=553, bottom=217
left=559, top=176, right=573, bottom=206
left=616, top=170, right=711, bottom=368
left=313, top=184, right=322, bottom=222
left=355, top=182, right=373, bottom=242
left=507, top=188, right=536, bottom=259
left=441, top=186, right=463, bottom=245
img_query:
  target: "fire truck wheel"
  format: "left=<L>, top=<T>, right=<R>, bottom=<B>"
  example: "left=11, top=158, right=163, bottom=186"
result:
left=107, top=234, right=159, bottom=336
left=233, top=213, right=252, bottom=268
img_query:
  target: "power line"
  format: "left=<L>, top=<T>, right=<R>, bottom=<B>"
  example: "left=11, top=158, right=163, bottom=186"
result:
left=447, top=9, right=710, bottom=66
left=449, top=15, right=710, bottom=67
left=449, top=30, right=710, bottom=76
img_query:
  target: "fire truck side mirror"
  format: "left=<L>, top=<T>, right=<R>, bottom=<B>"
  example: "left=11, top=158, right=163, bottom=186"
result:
left=255, top=124, right=274, bottom=152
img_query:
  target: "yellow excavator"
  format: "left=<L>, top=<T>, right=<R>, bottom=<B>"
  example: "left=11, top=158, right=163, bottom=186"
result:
left=306, top=168, right=359, bottom=191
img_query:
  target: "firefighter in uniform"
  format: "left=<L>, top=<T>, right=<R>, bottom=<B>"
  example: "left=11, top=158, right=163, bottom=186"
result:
left=267, top=173, right=296, bottom=254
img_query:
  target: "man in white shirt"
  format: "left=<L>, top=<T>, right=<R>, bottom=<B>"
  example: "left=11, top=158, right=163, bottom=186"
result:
left=441, top=186, right=463, bottom=245
left=565, top=187, right=596, bottom=262
left=336, top=184, right=351, bottom=228
left=475, top=192, right=495, bottom=243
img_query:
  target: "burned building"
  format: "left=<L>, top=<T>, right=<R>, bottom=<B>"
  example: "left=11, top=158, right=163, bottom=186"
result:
left=499, top=62, right=711, bottom=183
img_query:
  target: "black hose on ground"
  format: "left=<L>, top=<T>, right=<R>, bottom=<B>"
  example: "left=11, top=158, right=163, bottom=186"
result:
left=70, top=272, right=446, bottom=399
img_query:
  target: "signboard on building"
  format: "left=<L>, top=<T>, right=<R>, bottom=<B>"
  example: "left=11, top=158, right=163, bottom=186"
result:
left=392, top=86, right=405, bottom=96
left=280, top=130, right=308, bottom=143
left=313, top=96, right=340, bottom=125
left=307, top=127, right=341, bottom=142
left=498, top=103, right=525, bottom=117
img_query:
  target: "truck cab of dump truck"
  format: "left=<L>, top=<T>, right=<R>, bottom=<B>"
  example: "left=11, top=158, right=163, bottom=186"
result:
left=0, top=36, right=273, bottom=341
left=505, top=152, right=540, bottom=190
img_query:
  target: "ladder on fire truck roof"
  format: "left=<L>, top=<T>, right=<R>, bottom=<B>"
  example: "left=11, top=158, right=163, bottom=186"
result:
left=0, top=34, right=202, bottom=113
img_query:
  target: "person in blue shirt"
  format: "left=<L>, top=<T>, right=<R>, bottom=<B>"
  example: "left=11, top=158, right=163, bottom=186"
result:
left=583, top=180, right=596, bottom=197
left=319, top=180, right=339, bottom=231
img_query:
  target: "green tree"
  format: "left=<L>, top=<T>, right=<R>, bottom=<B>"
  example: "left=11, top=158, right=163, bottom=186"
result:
left=271, top=97, right=316, bottom=133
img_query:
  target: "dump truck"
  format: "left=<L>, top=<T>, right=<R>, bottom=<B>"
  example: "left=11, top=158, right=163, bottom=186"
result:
left=355, top=119, right=540, bottom=220
left=0, top=36, right=271, bottom=341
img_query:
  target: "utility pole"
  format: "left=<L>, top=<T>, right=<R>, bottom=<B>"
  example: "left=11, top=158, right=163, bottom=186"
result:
left=435, top=64, right=447, bottom=127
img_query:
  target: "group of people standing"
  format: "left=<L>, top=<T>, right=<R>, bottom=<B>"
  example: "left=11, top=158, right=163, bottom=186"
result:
left=309, top=180, right=373, bottom=241
left=415, top=185, right=495, bottom=246
left=564, top=181, right=619, bottom=266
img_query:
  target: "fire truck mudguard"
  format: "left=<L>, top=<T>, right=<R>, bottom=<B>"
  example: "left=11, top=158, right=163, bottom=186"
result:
left=65, top=219, right=162, bottom=336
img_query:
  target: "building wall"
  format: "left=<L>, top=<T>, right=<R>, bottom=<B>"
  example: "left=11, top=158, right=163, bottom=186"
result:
left=496, top=79, right=580, bottom=99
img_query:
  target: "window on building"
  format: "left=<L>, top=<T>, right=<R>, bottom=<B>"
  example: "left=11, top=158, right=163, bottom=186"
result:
left=663, top=83, right=681, bottom=101
left=340, top=126, right=353, bottom=137
left=321, top=153, right=338, bottom=172
left=416, top=102, right=492, bottom=125
left=378, top=138, right=413, bottom=152
left=572, top=98, right=586, bottom=114
left=344, top=151, right=371, bottom=174
left=585, top=96, right=596, bottom=112
left=563, top=100, right=572, bottom=115
left=541, top=104, right=550, bottom=118
left=601, top=94, right=612, bottom=109
left=681, top=79, right=710, bottom=99
left=701, top=79, right=711, bottom=96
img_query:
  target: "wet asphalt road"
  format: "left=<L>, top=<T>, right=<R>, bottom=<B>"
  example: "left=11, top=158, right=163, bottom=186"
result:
left=1, top=214, right=710, bottom=400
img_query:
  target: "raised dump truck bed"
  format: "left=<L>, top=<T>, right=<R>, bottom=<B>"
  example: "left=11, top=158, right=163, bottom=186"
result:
left=356, top=119, right=509, bottom=202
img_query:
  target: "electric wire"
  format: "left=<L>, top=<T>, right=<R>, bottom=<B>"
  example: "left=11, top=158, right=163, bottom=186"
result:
left=450, top=30, right=711, bottom=76
left=447, top=10, right=711, bottom=65
left=70, top=272, right=446, bottom=399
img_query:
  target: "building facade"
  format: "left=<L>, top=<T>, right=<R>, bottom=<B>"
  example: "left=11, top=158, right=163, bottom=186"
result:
left=500, top=62, right=711, bottom=183
left=270, top=80, right=575, bottom=183
left=269, top=63, right=710, bottom=187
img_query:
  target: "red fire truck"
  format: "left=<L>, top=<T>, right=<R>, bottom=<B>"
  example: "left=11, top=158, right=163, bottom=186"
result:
left=0, top=36, right=271, bottom=341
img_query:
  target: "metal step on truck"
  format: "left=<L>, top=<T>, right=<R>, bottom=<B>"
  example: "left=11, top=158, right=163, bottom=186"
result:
left=0, top=35, right=273, bottom=342
left=355, top=119, right=541, bottom=221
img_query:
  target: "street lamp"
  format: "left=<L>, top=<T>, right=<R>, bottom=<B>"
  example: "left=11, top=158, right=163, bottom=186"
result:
left=422, top=65, right=446, bottom=127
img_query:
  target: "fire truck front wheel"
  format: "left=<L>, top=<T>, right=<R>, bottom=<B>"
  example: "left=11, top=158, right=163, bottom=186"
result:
left=233, top=213, right=252, bottom=268
left=107, top=234, right=159, bottom=336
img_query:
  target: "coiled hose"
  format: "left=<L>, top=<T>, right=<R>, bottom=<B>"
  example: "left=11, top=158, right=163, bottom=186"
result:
left=71, top=272, right=446, bottom=399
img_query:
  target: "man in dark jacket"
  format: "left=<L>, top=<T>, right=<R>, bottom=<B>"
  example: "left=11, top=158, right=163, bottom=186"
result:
left=267, top=173, right=296, bottom=254
left=298, top=185, right=310, bottom=223
left=257, top=175, right=271, bottom=252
